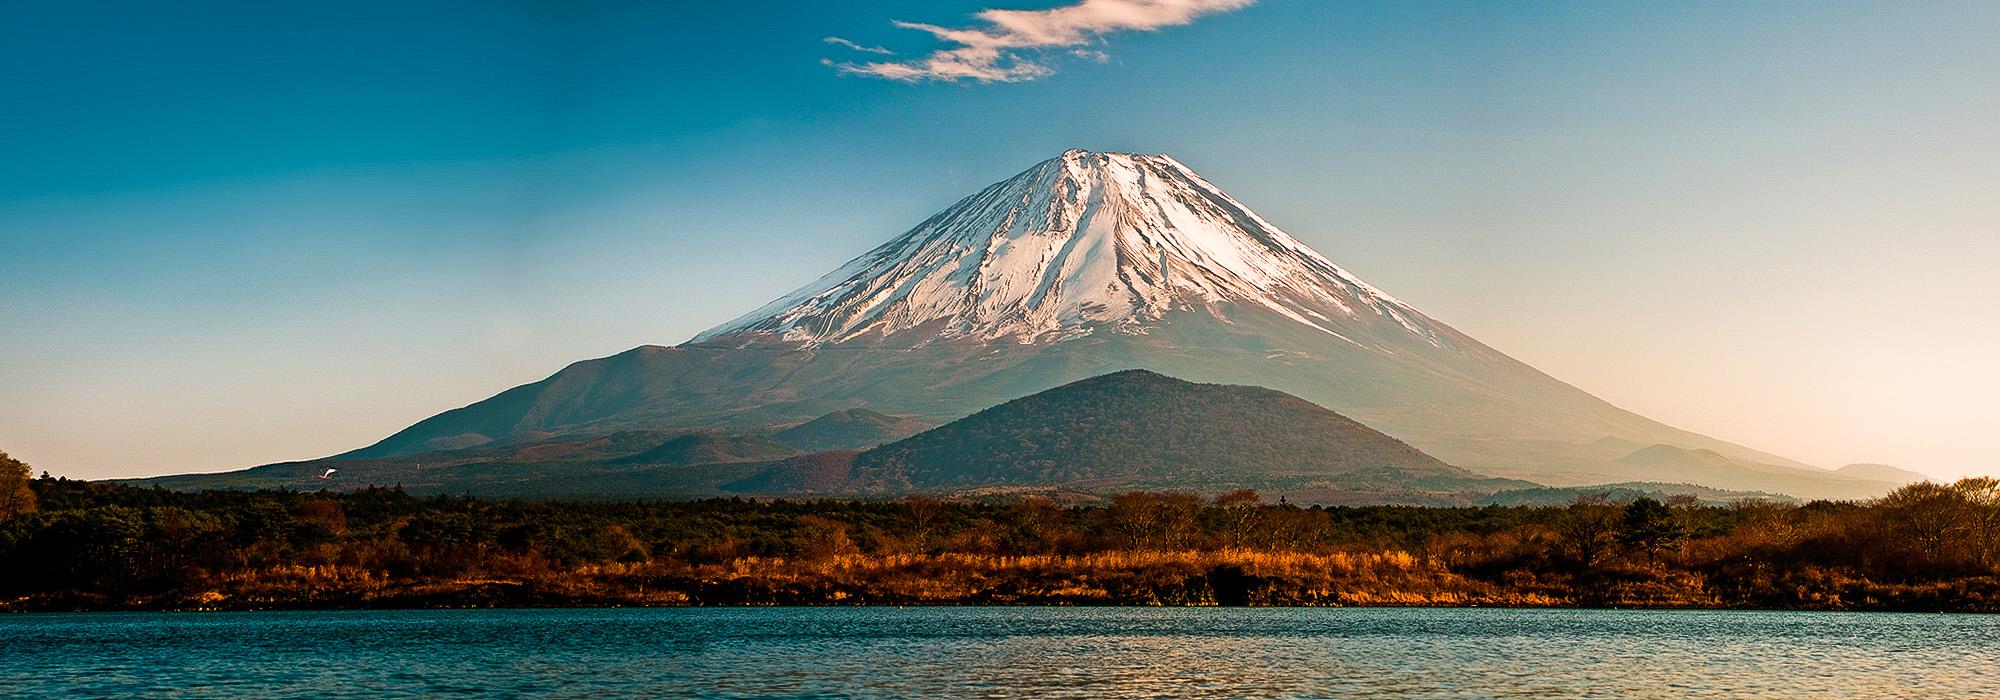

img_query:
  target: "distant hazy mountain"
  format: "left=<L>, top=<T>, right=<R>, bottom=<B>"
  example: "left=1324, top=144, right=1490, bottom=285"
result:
left=1609, top=444, right=1894, bottom=500
left=1832, top=463, right=1928, bottom=485
left=175, top=149, right=1888, bottom=500
left=729, top=370, right=1529, bottom=504
left=1481, top=482, right=1798, bottom=507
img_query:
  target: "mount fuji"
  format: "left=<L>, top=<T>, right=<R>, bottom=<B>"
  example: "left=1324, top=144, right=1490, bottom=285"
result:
left=201, top=150, right=1894, bottom=500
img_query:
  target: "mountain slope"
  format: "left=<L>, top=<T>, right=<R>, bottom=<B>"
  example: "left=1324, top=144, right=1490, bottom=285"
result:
left=614, top=432, right=797, bottom=466
left=771, top=409, right=933, bottom=452
left=133, top=430, right=752, bottom=494
left=329, top=150, right=1876, bottom=499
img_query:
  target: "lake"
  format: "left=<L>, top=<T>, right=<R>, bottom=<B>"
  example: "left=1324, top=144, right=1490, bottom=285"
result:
left=4, top=607, right=1996, bottom=698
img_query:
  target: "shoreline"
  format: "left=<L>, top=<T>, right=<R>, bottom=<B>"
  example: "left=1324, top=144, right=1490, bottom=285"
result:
left=10, top=602, right=1994, bottom=614
left=9, top=576, right=1997, bottom=614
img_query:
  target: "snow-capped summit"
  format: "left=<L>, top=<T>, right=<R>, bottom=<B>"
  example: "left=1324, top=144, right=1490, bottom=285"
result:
left=694, top=150, right=1452, bottom=348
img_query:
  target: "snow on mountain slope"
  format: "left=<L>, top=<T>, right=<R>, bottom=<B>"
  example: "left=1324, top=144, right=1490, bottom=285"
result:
left=695, top=150, right=1450, bottom=349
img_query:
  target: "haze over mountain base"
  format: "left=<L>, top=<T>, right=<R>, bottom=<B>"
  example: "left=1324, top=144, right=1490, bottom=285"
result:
left=132, top=369, right=1889, bottom=504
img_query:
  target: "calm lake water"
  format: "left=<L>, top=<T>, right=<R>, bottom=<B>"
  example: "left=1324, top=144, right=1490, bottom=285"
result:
left=4, top=607, right=1997, bottom=698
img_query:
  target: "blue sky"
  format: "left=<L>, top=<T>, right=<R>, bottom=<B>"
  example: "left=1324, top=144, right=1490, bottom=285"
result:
left=3, top=0, right=1997, bottom=479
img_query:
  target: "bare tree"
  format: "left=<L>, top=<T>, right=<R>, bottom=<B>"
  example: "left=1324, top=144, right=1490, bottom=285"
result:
left=899, top=496, right=946, bottom=553
left=795, top=516, right=859, bottom=561
left=1006, top=496, right=1065, bottom=553
left=1951, top=477, right=2000, bottom=569
left=1552, top=493, right=1622, bottom=567
left=0, top=451, right=33, bottom=524
left=1729, top=498, right=1802, bottom=549
left=1876, top=482, right=1968, bottom=564
left=1107, top=492, right=1202, bottom=550
left=1210, top=489, right=1261, bottom=547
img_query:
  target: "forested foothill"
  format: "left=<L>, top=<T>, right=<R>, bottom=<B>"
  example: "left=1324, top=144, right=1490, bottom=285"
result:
left=2, top=453, right=1997, bottom=611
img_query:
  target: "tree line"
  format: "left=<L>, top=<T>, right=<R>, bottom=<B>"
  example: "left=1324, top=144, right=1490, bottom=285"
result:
left=2, top=458, right=1998, bottom=610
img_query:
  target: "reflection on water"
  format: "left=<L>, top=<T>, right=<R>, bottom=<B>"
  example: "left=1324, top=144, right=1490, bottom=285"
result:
left=5, top=607, right=1998, bottom=698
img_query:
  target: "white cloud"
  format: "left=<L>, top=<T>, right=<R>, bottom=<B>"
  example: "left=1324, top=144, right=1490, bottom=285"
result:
left=823, top=36, right=896, bottom=56
left=827, top=0, right=1254, bottom=83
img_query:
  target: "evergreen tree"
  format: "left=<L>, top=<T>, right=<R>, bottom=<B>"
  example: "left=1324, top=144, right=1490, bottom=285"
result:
left=1620, top=497, right=1685, bottom=564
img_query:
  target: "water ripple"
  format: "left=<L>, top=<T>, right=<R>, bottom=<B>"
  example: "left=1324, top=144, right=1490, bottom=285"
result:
left=4, top=608, right=1998, bottom=698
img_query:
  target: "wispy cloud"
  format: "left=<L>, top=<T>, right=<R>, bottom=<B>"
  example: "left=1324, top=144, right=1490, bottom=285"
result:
left=827, top=0, right=1254, bottom=83
left=823, top=36, right=896, bottom=56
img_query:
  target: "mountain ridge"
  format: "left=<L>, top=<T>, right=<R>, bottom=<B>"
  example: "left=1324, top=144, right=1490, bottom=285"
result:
left=730, top=369, right=1532, bottom=503
left=318, top=149, right=1890, bottom=499
left=852, top=369, right=1489, bottom=488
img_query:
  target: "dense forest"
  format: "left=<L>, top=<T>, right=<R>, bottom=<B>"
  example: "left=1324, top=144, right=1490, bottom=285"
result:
left=2, top=451, right=1998, bottom=611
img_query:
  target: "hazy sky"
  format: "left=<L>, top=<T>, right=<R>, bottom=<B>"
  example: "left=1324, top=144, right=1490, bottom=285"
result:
left=3, top=0, right=1996, bottom=480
